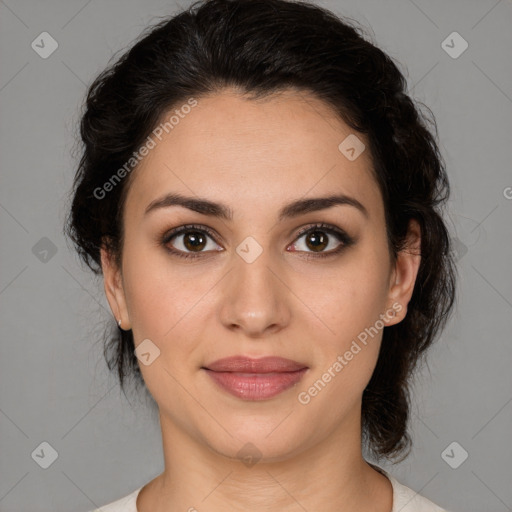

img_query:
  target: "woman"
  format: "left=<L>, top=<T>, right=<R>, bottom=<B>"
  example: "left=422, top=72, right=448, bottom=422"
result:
left=65, top=0, right=457, bottom=510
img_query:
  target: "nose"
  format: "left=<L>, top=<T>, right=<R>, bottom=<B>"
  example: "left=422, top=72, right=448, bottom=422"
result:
left=219, top=247, right=291, bottom=338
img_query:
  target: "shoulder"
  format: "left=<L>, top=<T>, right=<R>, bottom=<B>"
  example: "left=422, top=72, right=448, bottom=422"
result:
left=369, top=462, right=449, bottom=512
left=89, top=486, right=142, bottom=512
left=390, top=476, right=448, bottom=511
left=379, top=468, right=449, bottom=512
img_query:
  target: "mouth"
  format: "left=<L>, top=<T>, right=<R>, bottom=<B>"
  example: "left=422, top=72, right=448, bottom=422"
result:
left=202, top=356, right=309, bottom=401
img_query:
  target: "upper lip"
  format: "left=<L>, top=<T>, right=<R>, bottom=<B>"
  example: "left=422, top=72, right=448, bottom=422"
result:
left=203, top=356, right=308, bottom=373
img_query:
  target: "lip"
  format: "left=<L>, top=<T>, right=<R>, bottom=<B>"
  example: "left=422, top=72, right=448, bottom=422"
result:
left=204, top=356, right=307, bottom=373
left=202, top=356, right=308, bottom=401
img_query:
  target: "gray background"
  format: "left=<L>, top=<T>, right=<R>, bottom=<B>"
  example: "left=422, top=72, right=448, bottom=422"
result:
left=0, top=0, right=511, bottom=511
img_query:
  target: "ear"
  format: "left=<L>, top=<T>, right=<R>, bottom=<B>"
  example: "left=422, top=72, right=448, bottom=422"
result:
left=385, top=219, right=421, bottom=326
left=100, top=243, right=131, bottom=330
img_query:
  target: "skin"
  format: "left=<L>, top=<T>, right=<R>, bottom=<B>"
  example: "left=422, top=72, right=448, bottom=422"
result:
left=101, top=88, right=421, bottom=512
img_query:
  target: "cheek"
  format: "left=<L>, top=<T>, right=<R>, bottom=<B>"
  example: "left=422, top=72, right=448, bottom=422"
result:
left=296, top=267, right=388, bottom=416
left=121, top=245, right=197, bottom=341
left=121, top=249, right=205, bottom=402
left=294, top=243, right=391, bottom=403
left=302, top=252, right=390, bottom=345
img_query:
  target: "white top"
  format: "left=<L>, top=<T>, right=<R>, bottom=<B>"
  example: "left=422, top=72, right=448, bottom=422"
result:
left=91, top=466, right=449, bottom=512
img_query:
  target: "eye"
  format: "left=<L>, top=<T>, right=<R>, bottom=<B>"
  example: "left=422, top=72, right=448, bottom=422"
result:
left=288, top=223, right=355, bottom=258
left=161, top=224, right=222, bottom=260
left=161, top=222, right=355, bottom=260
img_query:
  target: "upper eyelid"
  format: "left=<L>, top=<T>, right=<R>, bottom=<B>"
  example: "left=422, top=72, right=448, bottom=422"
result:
left=294, top=223, right=342, bottom=237
left=163, top=224, right=219, bottom=242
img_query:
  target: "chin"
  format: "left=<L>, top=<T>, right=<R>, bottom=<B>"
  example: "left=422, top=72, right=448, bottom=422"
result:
left=201, top=412, right=318, bottom=464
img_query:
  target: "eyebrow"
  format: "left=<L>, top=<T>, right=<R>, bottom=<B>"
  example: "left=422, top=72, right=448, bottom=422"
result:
left=144, top=192, right=369, bottom=221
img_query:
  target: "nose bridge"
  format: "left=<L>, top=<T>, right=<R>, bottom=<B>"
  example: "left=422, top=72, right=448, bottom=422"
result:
left=219, top=237, right=290, bottom=335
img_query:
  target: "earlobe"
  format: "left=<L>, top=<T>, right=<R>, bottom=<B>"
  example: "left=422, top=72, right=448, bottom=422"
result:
left=100, top=244, right=131, bottom=330
left=386, top=219, right=422, bottom=325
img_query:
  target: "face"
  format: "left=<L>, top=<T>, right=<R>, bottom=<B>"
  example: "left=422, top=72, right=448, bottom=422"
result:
left=101, top=88, right=420, bottom=463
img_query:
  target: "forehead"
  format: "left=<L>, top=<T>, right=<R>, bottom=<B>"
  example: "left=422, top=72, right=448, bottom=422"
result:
left=124, top=89, right=382, bottom=222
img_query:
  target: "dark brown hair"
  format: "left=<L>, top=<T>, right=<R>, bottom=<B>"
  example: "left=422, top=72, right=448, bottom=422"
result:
left=64, top=0, right=457, bottom=462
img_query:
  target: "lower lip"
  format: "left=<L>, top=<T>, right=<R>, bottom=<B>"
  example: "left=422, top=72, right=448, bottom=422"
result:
left=203, top=368, right=308, bottom=400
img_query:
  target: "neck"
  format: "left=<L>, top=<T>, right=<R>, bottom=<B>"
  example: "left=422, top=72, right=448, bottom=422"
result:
left=137, top=408, right=393, bottom=512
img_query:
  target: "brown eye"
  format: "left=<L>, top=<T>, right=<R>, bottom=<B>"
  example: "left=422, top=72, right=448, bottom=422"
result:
left=162, top=224, right=222, bottom=259
left=181, top=230, right=208, bottom=252
left=304, top=230, right=329, bottom=252
left=290, top=223, right=355, bottom=258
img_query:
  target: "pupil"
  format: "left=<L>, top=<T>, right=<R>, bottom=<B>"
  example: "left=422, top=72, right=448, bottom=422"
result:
left=307, top=231, right=327, bottom=252
left=184, top=232, right=206, bottom=251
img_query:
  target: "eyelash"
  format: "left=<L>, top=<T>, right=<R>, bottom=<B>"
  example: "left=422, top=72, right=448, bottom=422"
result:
left=160, top=222, right=355, bottom=260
